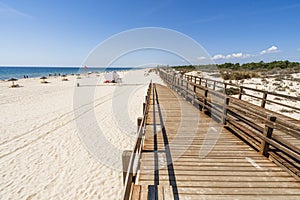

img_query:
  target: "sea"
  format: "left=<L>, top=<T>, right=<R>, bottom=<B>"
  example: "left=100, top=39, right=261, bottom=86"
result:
left=0, top=66, right=133, bottom=80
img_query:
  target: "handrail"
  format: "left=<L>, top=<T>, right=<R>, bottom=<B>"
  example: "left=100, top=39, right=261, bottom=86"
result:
left=159, top=68, right=300, bottom=177
left=123, top=81, right=152, bottom=200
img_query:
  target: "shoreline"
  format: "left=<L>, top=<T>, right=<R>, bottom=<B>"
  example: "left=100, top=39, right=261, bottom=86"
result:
left=0, top=66, right=144, bottom=81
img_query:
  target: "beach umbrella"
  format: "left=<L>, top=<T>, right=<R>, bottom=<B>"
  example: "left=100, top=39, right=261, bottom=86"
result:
left=61, top=74, right=68, bottom=81
left=40, top=76, right=47, bottom=83
left=8, top=78, right=18, bottom=86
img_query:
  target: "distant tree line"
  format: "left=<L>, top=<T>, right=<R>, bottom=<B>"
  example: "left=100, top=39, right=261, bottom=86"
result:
left=217, top=60, right=300, bottom=70
left=171, top=60, right=300, bottom=71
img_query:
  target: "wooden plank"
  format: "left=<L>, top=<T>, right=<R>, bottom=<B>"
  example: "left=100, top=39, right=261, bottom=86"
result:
left=140, top=165, right=284, bottom=172
left=174, top=187, right=300, bottom=195
left=138, top=174, right=297, bottom=182
left=163, top=186, right=174, bottom=200
left=140, top=161, right=279, bottom=167
left=131, top=185, right=141, bottom=200
left=158, top=185, right=164, bottom=200
left=139, top=170, right=292, bottom=177
left=141, top=157, right=274, bottom=163
left=140, top=185, right=148, bottom=200
left=138, top=181, right=300, bottom=188
left=177, top=194, right=300, bottom=200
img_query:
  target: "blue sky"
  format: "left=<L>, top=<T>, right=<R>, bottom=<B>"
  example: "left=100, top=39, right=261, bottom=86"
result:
left=0, top=0, right=299, bottom=66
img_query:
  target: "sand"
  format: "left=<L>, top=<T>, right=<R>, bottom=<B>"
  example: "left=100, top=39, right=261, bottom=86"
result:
left=0, top=69, right=163, bottom=199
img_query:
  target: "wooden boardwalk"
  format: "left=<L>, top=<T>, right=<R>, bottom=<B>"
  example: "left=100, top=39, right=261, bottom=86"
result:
left=128, top=84, right=300, bottom=199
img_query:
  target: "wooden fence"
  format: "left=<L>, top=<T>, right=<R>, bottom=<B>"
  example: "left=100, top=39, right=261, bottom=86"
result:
left=183, top=73, right=300, bottom=112
left=159, top=69, right=300, bottom=177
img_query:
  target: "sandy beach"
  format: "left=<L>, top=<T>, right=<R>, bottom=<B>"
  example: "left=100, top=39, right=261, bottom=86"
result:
left=0, top=69, right=163, bottom=199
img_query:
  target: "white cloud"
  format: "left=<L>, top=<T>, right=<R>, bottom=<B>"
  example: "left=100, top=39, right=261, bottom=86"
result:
left=212, top=45, right=279, bottom=61
left=213, top=53, right=252, bottom=60
left=213, top=54, right=225, bottom=60
left=197, top=56, right=207, bottom=60
left=260, top=45, right=279, bottom=54
left=297, top=48, right=300, bottom=51
left=243, top=54, right=252, bottom=58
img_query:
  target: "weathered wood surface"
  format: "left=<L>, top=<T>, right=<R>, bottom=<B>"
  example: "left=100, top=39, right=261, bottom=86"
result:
left=129, top=84, right=300, bottom=199
left=161, top=69, right=300, bottom=177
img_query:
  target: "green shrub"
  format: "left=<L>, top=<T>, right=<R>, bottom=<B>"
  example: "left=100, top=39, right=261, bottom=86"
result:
left=225, top=87, right=241, bottom=95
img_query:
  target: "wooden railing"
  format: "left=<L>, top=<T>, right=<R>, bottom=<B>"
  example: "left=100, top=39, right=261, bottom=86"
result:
left=184, top=73, right=300, bottom=112
left=123, top=81, right=152, bottom=200
left=159, top=69, right=300, bottom=177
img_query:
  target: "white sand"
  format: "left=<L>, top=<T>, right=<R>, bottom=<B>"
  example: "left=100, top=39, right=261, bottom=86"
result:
left=0, top=69, right=163, bottom=199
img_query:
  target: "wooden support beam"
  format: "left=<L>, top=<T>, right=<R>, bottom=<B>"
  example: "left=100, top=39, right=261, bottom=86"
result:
left=238, top=87, right=243, bottom=100
left=260, top=115, right=277, bottom=157
left=122, top=150, right=132, bottom=185
left=203, top=89, right=208, bottom=111
left=222, top=97, right=230, bottom=125
left=261, top=92, right=268, bottom=108
left=137, top=117, right=143, bottom=133
left=143, top=103, right=146, bottom=114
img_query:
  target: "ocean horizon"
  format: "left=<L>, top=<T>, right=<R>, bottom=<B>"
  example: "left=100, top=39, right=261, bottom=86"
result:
left=0, top=66, right=134, bottom=80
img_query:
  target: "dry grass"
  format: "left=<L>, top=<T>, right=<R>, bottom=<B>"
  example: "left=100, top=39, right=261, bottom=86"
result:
left=220, top=70, right=260, bottom=80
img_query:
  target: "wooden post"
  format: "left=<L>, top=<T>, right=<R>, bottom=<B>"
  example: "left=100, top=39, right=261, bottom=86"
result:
left=222, top=97, right=230, bottom=125
left=199, top=78, right=202, bottom=85
left=238, top=87, right=243, bottom=100
left=181, top=79, right=183, bottom=95
left=223, top=83, right=227, bottom=94
left=203, top=89, right=208, bottom=111
left=260, top=115, right=277, bottom=157
left=122, top=150, right=132, bottom=185
left=213, top=81, right=216, bottom=90
left=186, top=81, right=188, bottom=91
left=205, top=79, right=208, bottom=87
left=137, top=117, right=143, bottom=132
left=261, top=92, right=268, bottom=108
left=143, top=102, right=146, bottom=114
